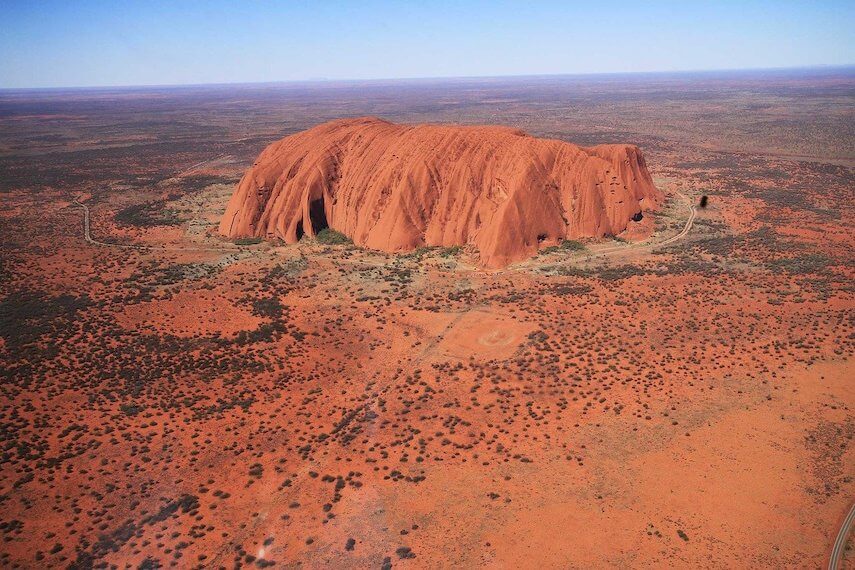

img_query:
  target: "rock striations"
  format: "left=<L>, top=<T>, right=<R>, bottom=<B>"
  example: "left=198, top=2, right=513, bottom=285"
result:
left=220, top=117, right=662, bottom=267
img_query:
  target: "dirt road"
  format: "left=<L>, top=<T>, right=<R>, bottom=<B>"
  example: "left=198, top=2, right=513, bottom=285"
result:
left=74, top=186, right=697, bottom=265
left=829, top=501, right=855, bottom=570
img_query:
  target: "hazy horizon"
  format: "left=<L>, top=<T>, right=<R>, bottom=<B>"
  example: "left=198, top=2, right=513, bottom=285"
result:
left=1, top=0, right=853, bottom=89
left=1, top=64, right=853, bottom=93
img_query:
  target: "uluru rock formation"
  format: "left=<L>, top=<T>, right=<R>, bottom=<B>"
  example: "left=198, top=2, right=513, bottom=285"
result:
left=220, top=117, right=662, bottom=267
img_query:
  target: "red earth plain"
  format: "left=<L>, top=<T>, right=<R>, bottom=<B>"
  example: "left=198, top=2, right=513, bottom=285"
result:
left=0, top=69, right=852, bottom=568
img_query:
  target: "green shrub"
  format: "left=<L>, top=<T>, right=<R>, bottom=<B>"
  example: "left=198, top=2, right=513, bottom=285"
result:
left=115, top=200, right=183, bottom=227
left=315, top=229, right=351, bottom=245
left=234, top=237, right=263, bottom=246
left=559, top=240, right=586, bottom=251
left=541, top=240, right=587, bottom=255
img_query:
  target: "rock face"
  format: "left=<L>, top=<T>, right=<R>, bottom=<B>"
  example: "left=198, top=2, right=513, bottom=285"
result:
left=220, top=117, right=662, bottom=267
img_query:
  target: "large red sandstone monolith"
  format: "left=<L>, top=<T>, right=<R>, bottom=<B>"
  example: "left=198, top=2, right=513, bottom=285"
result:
left=220, top=117, right=662, bottom=268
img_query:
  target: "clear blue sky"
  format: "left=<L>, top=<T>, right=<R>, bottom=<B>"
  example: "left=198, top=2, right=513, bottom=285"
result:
left=1, top=0, right=853, bottom=88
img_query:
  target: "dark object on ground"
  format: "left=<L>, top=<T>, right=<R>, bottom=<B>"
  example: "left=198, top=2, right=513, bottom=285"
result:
left=700, top=195, right=709, bottom=208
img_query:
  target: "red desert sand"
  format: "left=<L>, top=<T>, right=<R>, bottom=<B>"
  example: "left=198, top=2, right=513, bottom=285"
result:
left=219, top=117, right=662, bottom=267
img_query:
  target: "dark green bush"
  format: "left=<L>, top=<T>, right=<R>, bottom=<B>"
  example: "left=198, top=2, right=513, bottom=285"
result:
left=315, top=228, right=351, bottom=245
left=233, top=237, right=263, bottom=246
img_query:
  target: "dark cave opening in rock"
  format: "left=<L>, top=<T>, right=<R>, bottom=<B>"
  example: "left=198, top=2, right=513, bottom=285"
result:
left=309, top=197, right=329, bottom=234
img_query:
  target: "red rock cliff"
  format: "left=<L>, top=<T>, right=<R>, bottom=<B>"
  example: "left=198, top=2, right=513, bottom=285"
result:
left=219, top=117, right=662, bottom=268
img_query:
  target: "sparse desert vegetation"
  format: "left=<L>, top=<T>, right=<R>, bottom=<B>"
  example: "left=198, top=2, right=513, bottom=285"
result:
left=0, top=69, right=852, bottom=568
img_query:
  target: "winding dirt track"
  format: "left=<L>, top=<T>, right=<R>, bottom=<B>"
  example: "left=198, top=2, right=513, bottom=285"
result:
left=73, top=153, right=236, bottom=252
left=73, top=197, right=239, bottom=253
left=75, top=197, right=145, bottom=249
left=526, top=189, right=696, bottom=270
left=828, top=501, right=855, bottom=570
left=74, top=190, right=697, bottom=265
left=593, top=190, right=696, bottom=256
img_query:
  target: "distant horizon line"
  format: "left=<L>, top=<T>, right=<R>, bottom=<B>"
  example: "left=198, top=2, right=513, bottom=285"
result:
left=2, top=63, right=853, bottom=92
